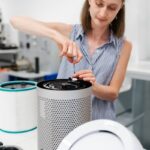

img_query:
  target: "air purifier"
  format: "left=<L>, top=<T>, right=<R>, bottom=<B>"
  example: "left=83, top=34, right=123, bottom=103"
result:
left=37, top=78, right=92, bottom=150
left=0, top=80, right=37, bottom=133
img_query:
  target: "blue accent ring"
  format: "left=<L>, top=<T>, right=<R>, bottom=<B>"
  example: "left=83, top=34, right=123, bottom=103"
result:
left=0, top=80, right=37, bottom=92
left=0, top=127, right=37, bottom=134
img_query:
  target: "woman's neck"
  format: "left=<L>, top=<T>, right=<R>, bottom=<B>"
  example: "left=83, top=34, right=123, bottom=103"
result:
left=86, top=25, right=110, bottom=56
left=90, top=26, right=109, bottom=42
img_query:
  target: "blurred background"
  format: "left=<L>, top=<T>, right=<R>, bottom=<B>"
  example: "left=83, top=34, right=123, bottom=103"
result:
left=0, top=0, right=150, bottom=149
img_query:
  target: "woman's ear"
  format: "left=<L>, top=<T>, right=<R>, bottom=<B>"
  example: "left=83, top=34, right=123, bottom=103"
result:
left=88, top=0, right=91, bottom=5
left=121, top=2, right=124, bottom=8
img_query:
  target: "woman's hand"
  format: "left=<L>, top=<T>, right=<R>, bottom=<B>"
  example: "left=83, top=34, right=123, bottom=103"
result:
left=72, top=70, right=96, bottom=84
left=56, top=34, right=83, bottom=64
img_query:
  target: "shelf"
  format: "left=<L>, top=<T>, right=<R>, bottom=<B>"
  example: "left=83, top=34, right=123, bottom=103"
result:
left=117, top=112, right=133, bottom=127
left=117, top=110, right=144, bottom=130
left=0, top=49, right=18, bottom=54
left=2, top=70, right=52, bottom=79
left=127, top=61, right=150, bottom=81
left=0, top=129, right=37, bottom=150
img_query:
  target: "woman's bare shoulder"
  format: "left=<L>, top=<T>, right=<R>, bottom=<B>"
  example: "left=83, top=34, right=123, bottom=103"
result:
left=123, top=39, right=132, bottom=50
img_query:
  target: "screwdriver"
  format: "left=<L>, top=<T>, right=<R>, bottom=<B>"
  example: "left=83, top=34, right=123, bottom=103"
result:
left=67, top=49, right=76, bottom=74
left=72, top=56, right=76, bottom=74
left=73, top=63, right=75, bottom=74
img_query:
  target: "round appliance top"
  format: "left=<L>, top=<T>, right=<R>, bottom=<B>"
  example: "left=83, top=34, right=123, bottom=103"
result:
left=0, top=81, right=36, bottom=92
left=37, top=78, right=92, bottom=90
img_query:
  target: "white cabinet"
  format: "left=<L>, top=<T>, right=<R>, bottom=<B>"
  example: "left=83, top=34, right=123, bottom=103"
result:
left=0, top=49, right=18, bottom=54
left=0, top=49, right=18, bottom=68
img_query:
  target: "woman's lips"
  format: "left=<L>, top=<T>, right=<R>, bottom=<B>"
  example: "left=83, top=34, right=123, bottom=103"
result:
left=98, top=18, right=107, bottom=22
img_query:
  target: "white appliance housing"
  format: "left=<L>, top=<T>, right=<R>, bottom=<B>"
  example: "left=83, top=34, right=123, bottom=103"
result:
left=57, top=119, right=144, bottom=150
left=0, top=80, right=37, bottom=133
left=37, top=79, right=92, bottom=150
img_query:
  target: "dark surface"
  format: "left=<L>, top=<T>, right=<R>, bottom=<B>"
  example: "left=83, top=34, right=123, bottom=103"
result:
left=0, top=43, right=18, bottom=49
left=0, top=82, right=35, bottom=89
left=0, top=146, right=20, bottom=150
left=37, top=78, right=91, bottom=90
left=0, top=142, right=3, bottom=146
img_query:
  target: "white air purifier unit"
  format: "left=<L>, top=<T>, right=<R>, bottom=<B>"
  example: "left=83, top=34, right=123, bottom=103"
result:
left=37, top=78, right=92, bottom=150
left=57, top=119, right=144, bottom=150
left=0, top=80, right=37, bottom=133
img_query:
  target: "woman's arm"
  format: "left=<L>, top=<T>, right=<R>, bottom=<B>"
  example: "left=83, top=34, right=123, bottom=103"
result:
left=73, top=40, right=132, bottom=101
left=10, top=16, right=72, bottom=42
left=93, top=40, right=132, bottom=100
left=10, top=16, right=83, bottom=63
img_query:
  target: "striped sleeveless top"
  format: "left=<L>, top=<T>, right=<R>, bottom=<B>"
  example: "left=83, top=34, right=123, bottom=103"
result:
left=57, top=24, right=124, bottom=120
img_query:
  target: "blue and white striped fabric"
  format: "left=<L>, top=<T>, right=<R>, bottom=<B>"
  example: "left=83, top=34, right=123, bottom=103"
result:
left=57, top=24, right=124, bottom=120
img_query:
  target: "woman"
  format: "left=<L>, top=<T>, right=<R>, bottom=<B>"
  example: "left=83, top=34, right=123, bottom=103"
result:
left=10, top=0, right=132, bottom=120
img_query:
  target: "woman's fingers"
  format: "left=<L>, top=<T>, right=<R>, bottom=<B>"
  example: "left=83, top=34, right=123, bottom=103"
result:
left=67, top=42, right=77, bottom=63
left=67, top=42, right=83, bottom=64
left=60, top=40, right=83, bottom=64
left=60, top=41, right=68, bottom=56
left=67, top=42, right=73, bottom=57
left=78, top=73, right=95, bottom=78
left=83, top=77, right=96, bottom=84
left=73, top=70, right=96, bottom=84
left=73, top=48, right=83, bottom=64
left=73, top=70, right=92, bottom=76
left=82, top=76, right=96, bottom=85
left=72, top=42, right=77, bottom=57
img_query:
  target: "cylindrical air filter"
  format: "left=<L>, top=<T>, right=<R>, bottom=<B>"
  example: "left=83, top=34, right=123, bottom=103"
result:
left=0, top=80, right=37, bottom=133
left=37, top=78, right=92, bottom=150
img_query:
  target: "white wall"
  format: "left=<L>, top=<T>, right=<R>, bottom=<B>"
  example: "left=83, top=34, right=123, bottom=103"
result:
left=147, top=0, right=150, bottom=59
left=125, top=0, right=150, bottom=62
left=1, top=0, right=150, bottom=62
left=0, top=0, right=84, bottom=73
left=0, top=0, right=84, bottom=23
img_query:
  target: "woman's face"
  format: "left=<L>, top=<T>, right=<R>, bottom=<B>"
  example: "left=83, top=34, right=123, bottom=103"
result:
left=88, top=0, right=123, bottom=28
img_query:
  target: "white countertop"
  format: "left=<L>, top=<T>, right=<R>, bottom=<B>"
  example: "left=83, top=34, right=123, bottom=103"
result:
left=8, top=70, right=51, bottom=78
left=127, top=61, right=150, bottom=81
left=0, top=129, right=37, bottom=150
left=1, top=70, right=52, bottom=79
left=0, top=49, right=18, bottom=54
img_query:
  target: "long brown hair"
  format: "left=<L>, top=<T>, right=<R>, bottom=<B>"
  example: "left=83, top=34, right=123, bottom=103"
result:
left=80, top=0, right=125, bottom=38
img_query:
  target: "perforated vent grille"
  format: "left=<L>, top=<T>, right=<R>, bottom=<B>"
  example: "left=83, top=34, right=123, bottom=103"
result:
left=38, top=96, right=91, bottom=150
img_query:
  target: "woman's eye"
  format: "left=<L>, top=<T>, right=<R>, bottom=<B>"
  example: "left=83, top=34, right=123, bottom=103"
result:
left=97, top=3, right=103, bottom=7
left=95, top=1, right=104, bottom=7
left=108, top=6, right=117, bottom=11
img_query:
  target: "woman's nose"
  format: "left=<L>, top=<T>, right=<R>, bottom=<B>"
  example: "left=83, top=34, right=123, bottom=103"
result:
left=98, top=7, right=107, bottom=18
